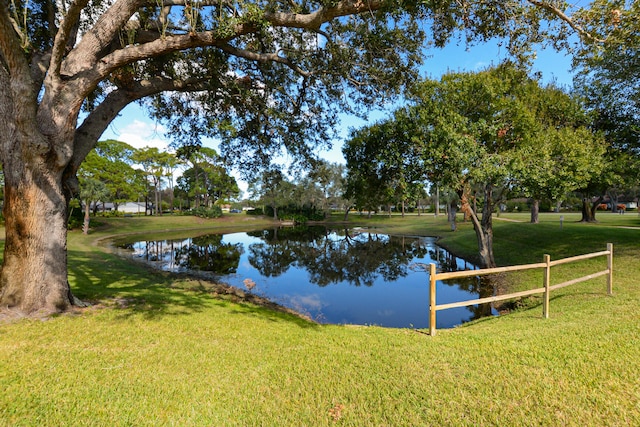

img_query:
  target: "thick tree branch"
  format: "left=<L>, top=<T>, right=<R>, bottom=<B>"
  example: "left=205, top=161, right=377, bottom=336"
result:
left=527, top=0, right=605, bottom=43
left=264, top=0, right=385, bottom=30
left=89, top=30, right=236, bottom=79
left=64, top=0, right=145, bottom=75
left=72, top=75, right=227, bottom=170
left=0, top=2, right=42, bottom=151
left=218, top=43, right=312, bottom=77
left=0, top=59, right=17, bottom=164
left=50, top=0, right=90, bottom=79
left=0, top=2, right=30, bottom=77
left=62, top=0, right=387, bottom=96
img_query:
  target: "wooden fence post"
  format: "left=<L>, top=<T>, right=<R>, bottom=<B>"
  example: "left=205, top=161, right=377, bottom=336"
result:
left=429, top=263, right=437, bottom=336
left=607, top=243, right=614, bottom=295
left=543, top=254, right=551, bottom=319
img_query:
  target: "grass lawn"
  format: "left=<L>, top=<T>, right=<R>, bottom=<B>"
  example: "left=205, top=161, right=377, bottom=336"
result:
left=1, top=212, right=639, bottom=426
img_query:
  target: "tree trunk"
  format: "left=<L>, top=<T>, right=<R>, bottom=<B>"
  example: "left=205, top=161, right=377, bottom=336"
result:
left=153, top=177, right=161, bottom=215
left=0, top=61, right=80, bottom=315
left=448, top=199, right=457, bottom=231
left=157, top=186, right=162, bottom=215
left=609, top=192, right=619, bottom=214
left=194, top=166, right=200, bottom=209
left=580, top=196, right=601, bottom=222
left=478, top=185, right=497, bottom=268
left=530, top=199, right=540, bottom=224
left=459, top=184, right=496, bottom=269
left=83, top=200, right=91, bottom=234
left=447, top=199, right=456, bottom=222
left=0, top=153, right=74, bottom=314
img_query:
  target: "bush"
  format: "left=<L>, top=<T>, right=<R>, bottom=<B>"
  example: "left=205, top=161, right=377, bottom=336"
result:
left=246, top=207, right=263, bottom=216
left=505, top=201, right=528, bottom=212
left=67, top=200, right=84, bottom=230
left=191, top=206, right=223, bottom=218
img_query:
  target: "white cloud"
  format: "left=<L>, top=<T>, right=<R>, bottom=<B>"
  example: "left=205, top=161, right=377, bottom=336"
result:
left=473, top=61, right=491, bottom=71
left=105, top=119, right=171, bottom=151
left=285, top=293, right=325, bottom=311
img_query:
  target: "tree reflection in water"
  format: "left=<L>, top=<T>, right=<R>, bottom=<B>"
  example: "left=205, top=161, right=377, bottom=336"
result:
left=174, top=234, right=243, bottom=274
left=246, top=227, right=428, bottom=287
left=122, top=234, right=243, bottom=275
left=428, top=246, right=496, bottom=321
left=120, top=226, right=497, bottom=328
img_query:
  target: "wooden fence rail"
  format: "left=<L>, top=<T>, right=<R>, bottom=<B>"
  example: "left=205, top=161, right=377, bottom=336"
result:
left=428, top=243, right=613, bottom=336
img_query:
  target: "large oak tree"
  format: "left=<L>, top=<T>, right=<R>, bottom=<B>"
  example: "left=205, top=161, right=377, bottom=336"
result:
left=412, top=66, right=604, bottom=268
left=0, top=0, right=626, bottom=315
left=350, top=65, right=604, bottom=268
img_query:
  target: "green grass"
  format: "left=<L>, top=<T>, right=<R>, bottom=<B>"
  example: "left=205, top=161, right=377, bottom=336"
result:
left=1, top=212, right=639, bottom=426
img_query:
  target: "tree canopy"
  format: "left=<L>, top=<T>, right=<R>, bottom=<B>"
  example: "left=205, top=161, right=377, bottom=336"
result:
left=345, top=64, right=605, bottom=267
left=78, top=139, right=142, bottom=210
left=572, top=1, right=640, bottom=219
left=343, top=116, right=425, bottom=216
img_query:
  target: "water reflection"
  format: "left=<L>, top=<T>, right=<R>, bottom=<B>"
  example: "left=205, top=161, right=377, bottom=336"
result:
left=121, top=235, right=243, bottom=275
left=246, top=228, right=427, bottom=287
left=119, top=226, right=497, bottom=328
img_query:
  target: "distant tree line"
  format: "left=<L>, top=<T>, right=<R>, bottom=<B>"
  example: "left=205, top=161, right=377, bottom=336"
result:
left=72, top=140, right=240, bottom=229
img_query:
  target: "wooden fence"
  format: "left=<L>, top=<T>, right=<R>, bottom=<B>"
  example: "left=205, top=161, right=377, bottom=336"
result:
left=428, top=243, right=613, bottom=336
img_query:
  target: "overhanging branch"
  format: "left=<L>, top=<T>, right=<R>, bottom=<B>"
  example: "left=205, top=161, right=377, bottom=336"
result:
left=218, top=43, right=312, bottom=77
left=527, top=0, right=605, bottom=44
left=72, top=74, right=233, bottom=170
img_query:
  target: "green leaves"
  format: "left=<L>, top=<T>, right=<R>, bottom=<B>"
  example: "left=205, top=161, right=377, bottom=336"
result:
left=406, top=64, right=603, bottom=203
left=345, top=63, right=605, bottom=217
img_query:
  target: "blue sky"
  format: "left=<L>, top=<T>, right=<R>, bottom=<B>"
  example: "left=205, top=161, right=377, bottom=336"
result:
left=100, top=40, right=575, bottom=192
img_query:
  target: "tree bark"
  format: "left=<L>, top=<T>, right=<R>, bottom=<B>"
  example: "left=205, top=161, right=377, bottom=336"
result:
left=0, top=48, right=80, bottom=314
left=530, top=199, right=540, bottom=224
left=447, top=199, right=457, bottom=222
left=609, top=191, right=619, bottom=214
left=459, top=184, right=497, bottom=269
left=83, top=200, right=91, bottom=234
left=0, top=141, right=74, bottom=314
left=580, top=196, right=601, bottom=222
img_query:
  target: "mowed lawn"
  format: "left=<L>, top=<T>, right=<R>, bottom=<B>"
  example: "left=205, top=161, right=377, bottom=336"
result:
left=0, top=212, right=639, bottom=426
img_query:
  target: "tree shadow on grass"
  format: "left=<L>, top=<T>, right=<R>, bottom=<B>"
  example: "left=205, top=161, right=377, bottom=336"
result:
left=67, top=249, right=319, bottom=328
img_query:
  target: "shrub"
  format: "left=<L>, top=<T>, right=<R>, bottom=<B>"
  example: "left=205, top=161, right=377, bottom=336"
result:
left=192, top=206, right=223, bottom=218
left=246, top=207, right=263, bottom=216
left=67, top=200, right=84, bottom=229
left=505, top=201, right=528, bottom=212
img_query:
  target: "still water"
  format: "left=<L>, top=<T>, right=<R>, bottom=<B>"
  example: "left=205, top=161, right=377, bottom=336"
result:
left=118, top=226, right=497, bottom=329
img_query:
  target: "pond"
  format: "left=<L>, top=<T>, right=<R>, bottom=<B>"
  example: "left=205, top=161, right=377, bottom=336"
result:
left=117, top=226, right=497, bottom=329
